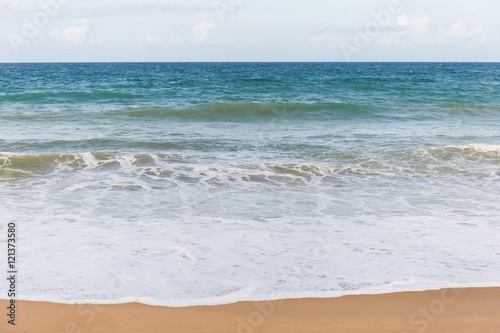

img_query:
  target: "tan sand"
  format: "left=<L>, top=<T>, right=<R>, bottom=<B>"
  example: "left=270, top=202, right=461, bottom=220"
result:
left=1, top=287, right=499, bottom=333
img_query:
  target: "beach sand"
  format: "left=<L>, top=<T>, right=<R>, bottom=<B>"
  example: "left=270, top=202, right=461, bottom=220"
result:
left=1, top=287, right=499, bottom=333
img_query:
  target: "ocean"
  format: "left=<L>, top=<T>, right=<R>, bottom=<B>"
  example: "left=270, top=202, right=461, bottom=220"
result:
left=1, top=62, right=499, bottom=306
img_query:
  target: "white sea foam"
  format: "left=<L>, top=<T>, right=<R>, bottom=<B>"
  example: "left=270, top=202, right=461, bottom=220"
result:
left=449, top=144, right=500, bottom=153
left=2, top=147, right=500, bottom=306
left=3, top=208, right=499, bottom=306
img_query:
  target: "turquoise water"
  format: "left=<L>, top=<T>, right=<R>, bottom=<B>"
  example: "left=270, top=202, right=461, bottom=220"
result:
left=1, top=63, right=499, bottom=305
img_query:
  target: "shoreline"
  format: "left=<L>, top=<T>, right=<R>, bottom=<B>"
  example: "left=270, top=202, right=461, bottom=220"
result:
left=10, top=281, right=500, bottom=307
left=1, top=287, right=499, bottom=332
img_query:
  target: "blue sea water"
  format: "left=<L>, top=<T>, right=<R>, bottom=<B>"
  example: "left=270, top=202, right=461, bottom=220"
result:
left=1, top=62, right=500, bottom=305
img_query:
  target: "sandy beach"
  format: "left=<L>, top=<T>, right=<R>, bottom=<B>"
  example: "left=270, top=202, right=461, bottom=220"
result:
left=1, top=287, right=499, bottom=333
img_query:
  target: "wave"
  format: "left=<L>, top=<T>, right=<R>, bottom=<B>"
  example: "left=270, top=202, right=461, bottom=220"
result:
left=2, top=145, right=500, bottom=181
left=448, top=144, right=500, bottom=153
left=0, top=152, right=360, bottom=181
left=115, top=102, right=376, bottom=121
left=0, top=101, right=381, bottom=122
left=401, top=144, right=500, bottom=163
left=3, top=100, right=499, bottom=123
left=115, top=102, right=500, bottom=121
left=0, top=152, right=154, bottom=177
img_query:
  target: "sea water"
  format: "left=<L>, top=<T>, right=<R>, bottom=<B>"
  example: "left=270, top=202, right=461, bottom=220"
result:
left=1, top=62, right=499, bottom=306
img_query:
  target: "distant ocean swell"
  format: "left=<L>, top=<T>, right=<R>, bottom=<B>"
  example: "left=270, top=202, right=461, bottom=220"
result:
left=2, top=102, right=500, bottom=121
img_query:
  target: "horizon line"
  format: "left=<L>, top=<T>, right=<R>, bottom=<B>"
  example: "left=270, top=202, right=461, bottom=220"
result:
left=1, top=61, right=499, bottom=64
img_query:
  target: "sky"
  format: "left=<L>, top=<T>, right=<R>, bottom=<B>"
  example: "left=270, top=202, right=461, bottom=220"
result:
left=0, top=0, right=499, bottom=62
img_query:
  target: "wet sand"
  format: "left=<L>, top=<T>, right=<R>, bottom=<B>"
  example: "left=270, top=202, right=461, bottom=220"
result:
left=1, top=287, right=499, bottom=333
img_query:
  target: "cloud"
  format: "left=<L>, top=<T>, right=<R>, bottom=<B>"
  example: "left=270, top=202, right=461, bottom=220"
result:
left=51, top=25, right=89, bottom=46
left=379, top=14, right=491, bottom=49
left=396, top=15, right=408, bottom=27
left=409, top=15, right=431, bottom=42
left=447, top=21, right=485, bottom=39
left=193, top=21, right=215, bottom=43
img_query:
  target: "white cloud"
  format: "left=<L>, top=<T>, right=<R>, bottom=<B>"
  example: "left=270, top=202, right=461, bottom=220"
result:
left=386, top=14, right=489, bottom=46
left=396, top=15, right=408, bottom=27
left=448, top=21, right=485, bottom=38
left=51, top=25, right=89, bottom=46
left=370, top=14, right=430, bottom=47
left=409, top=15, right=431, bottom=42
left=193, top=21, right=215, bottom=43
